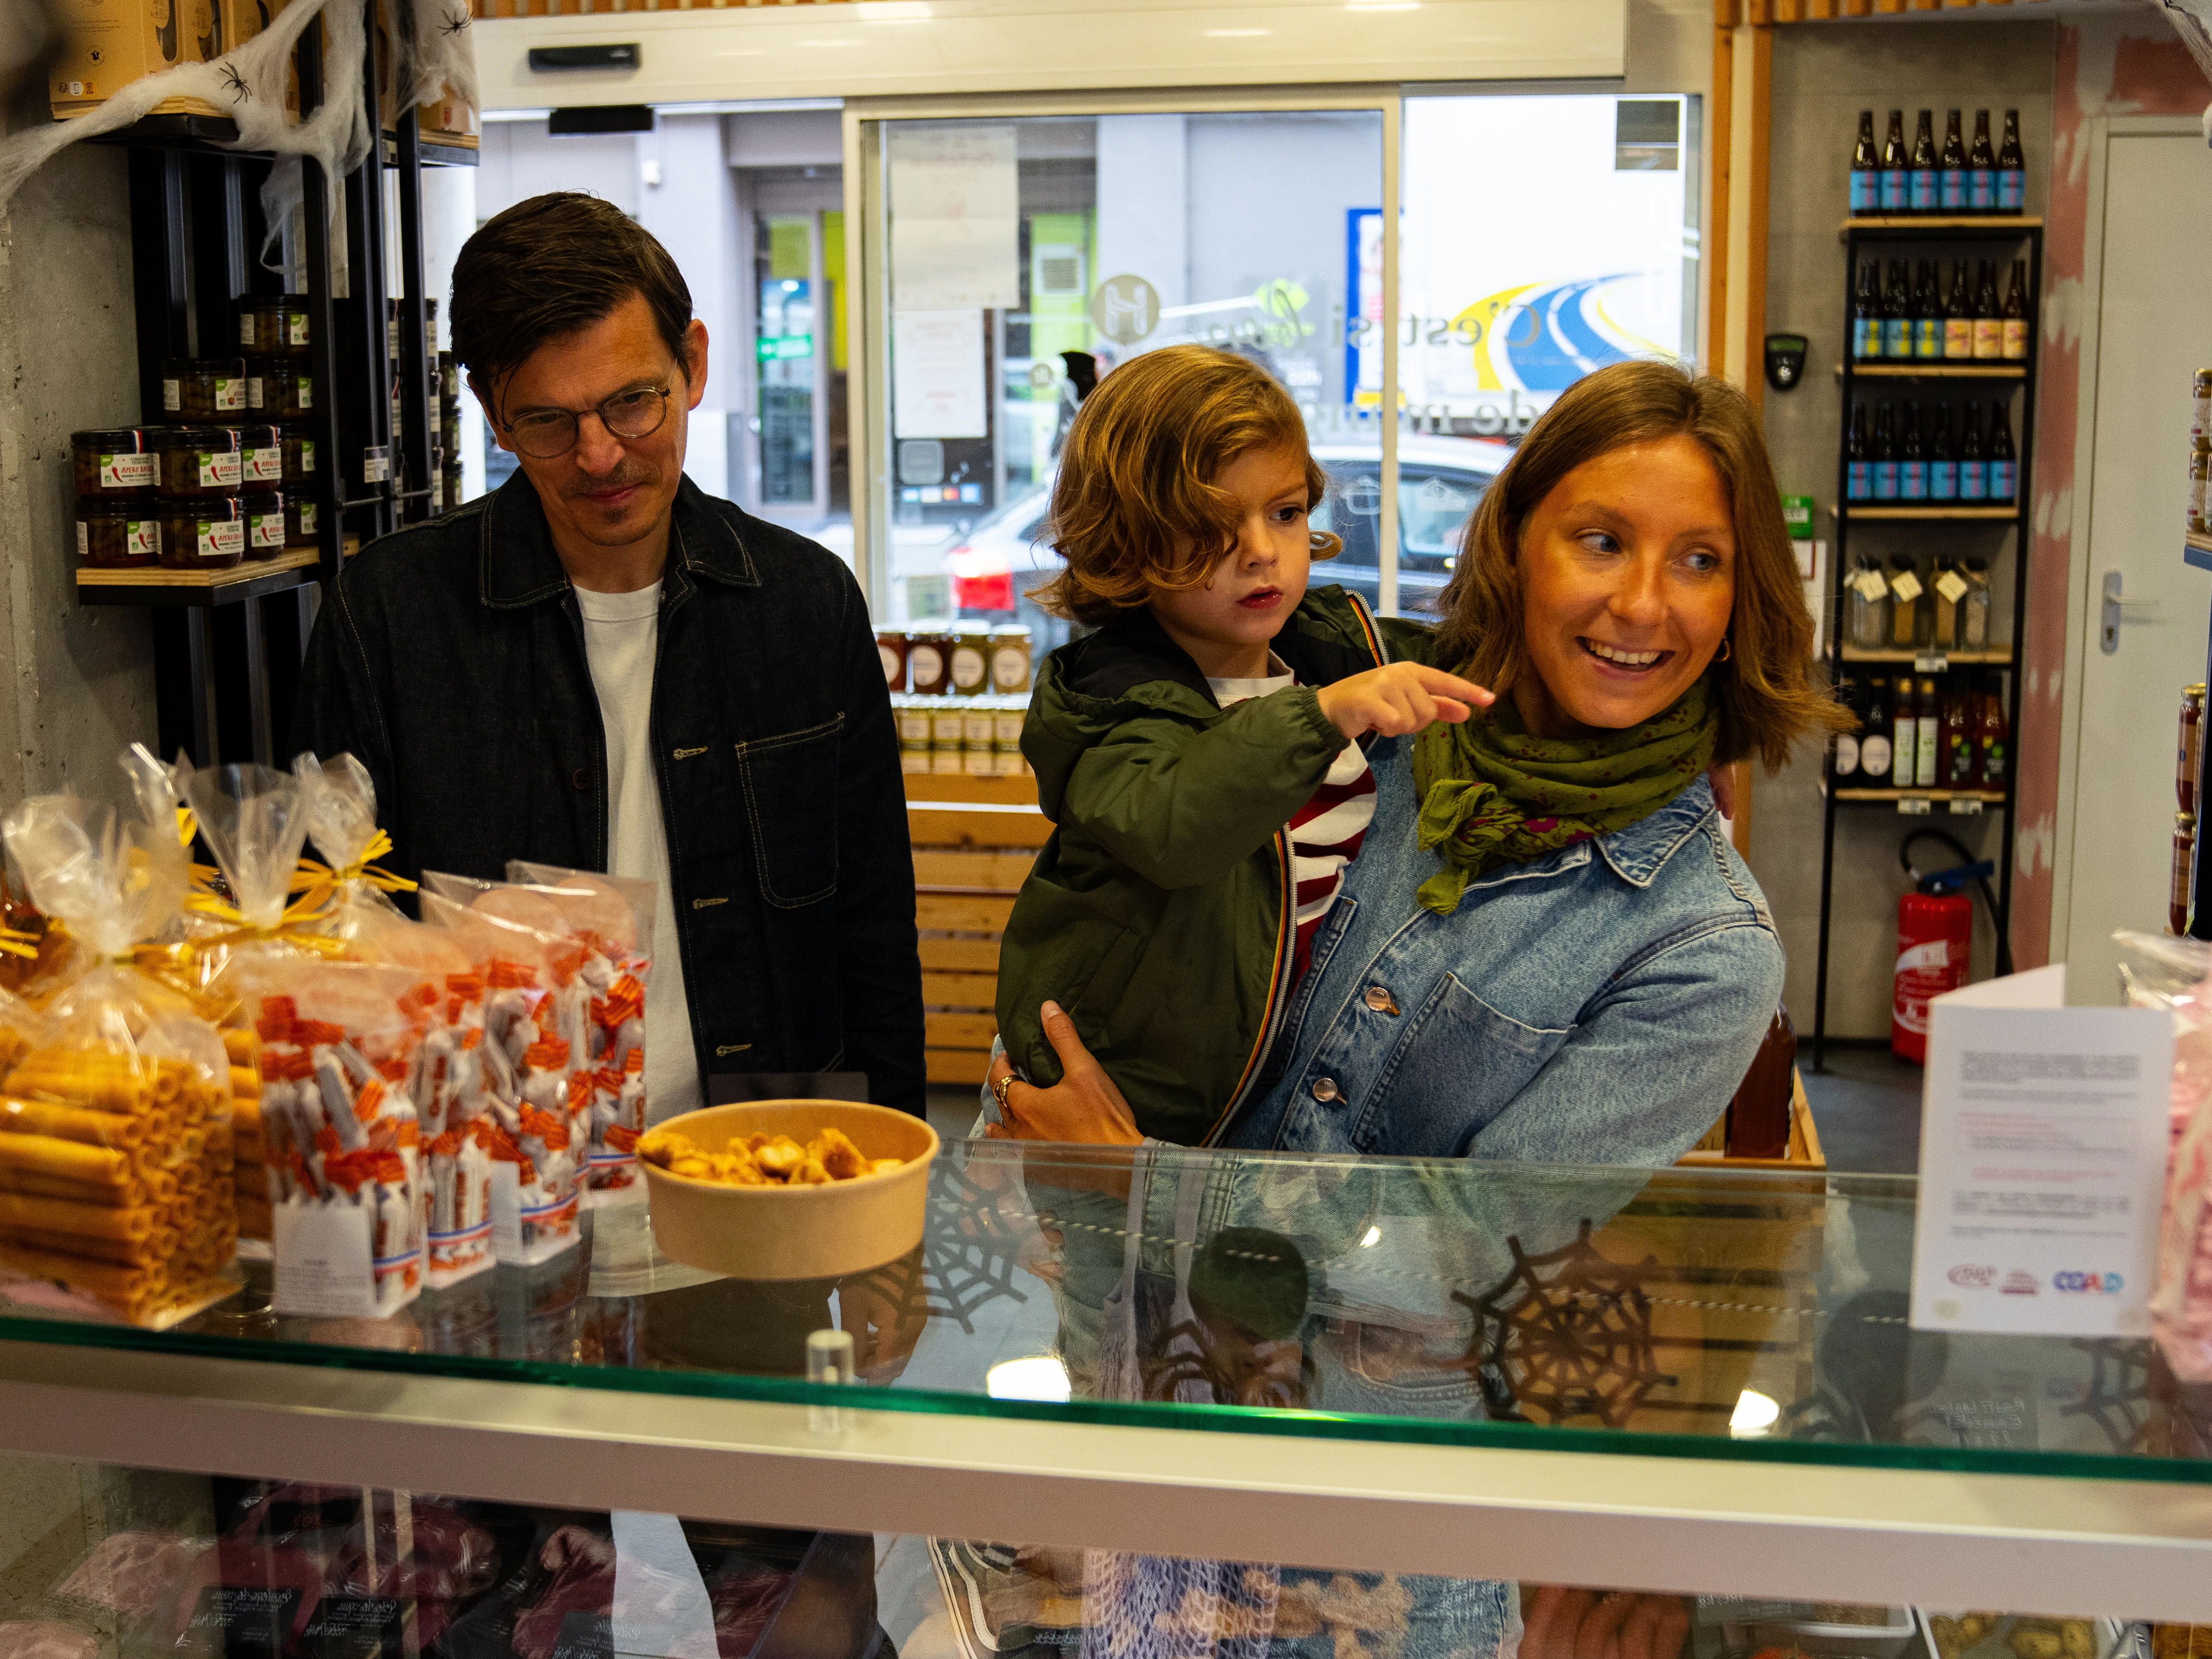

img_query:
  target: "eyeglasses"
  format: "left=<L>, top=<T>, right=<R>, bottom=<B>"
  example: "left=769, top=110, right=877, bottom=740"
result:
left=502, top=384, right=671, bottom=459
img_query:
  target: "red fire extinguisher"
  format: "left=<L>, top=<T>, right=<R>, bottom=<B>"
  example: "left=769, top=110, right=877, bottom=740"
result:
left=1893, top=829, right=2003, bottom=1065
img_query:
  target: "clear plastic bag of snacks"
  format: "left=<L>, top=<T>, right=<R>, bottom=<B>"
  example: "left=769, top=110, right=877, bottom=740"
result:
left=2115, top=929, right=2212, bottom=1377
left=0, top=790, right=237, bottom=1326
left=505, top=862, right=654, bottom=1199
left=291, top=751, right=413, bottom=941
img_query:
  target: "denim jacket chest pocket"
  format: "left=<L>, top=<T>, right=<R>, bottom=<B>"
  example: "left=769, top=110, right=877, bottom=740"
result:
left=734, top=715, right=845, bottom=908
left=1351, top=974, right=1574, bottom=1157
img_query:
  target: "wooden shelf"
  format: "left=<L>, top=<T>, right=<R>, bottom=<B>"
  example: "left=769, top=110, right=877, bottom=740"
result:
left=1837, top=646, right=2010, bottom=665
left=1838, top=363, right=2026, bottom=379
left=2186, top=533, right=2212, bottom=573
left=73, top=543, right=357, bottom=608
left=1840, top=216, right=2042, bottom=233
left=1827, top=785, right=2006, bottom=805
left=1832, top=504, right=2020, bottom=521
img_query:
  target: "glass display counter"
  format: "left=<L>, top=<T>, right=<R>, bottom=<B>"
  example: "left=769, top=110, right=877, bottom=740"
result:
left=0, top=1141, right=2207, bottom=1658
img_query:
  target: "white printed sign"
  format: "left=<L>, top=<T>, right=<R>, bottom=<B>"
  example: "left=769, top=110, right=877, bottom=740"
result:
left=889, top=125, right=1020, bottom=310
left=271, top=1201, right=375, bottom=1318
left=893, top=309, right=987, bottom=439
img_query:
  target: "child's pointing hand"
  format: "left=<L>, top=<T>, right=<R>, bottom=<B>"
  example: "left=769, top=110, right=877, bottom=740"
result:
left=1315, top=663, right=1495, bottom=740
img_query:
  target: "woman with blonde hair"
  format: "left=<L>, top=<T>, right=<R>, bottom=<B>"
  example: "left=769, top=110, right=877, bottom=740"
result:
left=990, top=357, right=1848, bottom=1160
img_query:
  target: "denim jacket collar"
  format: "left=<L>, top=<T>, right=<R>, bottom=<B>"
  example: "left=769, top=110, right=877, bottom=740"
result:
left=1593, top=776, right=1717, bottom=889
left=478, top=473, right=761, bottom=611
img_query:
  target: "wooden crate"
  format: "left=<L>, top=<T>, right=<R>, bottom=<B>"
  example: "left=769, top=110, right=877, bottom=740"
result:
left=1677, top=1070, right=1826, bottom=1171
left=907, top=772, right=1042, bottom=1086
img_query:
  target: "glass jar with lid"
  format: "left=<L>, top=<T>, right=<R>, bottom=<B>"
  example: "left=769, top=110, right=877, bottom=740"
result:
left=876, top=630, right=908, bottom=693
left=949, top=625, right=992, bottom=696
left=156, top=496, right=245, bottom=571
left=75, top=498, right=161, bottom=568
left=237, top=423, right=282, bottom=489
left=246, top=294, right=313, bottom=357
left=280, top=423, right=318, bottom=487
left=159, top=358, right=249, bottom=423
left=908, top=625, right=954, bottom=696
left=71, top=428, right=156, bottom=498
left=988, top=624, right=1034, bottom=695
left=242, top=487, right=287, bottom=562
left=259, top=361, right=314, bottom=421
left=152, top=426, right=243, bottom=496
left=284, top=492, right=320, bottom=549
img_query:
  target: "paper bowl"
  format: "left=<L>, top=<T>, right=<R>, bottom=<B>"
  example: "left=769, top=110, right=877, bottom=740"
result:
left=639, top=1101, right=939, bottom=1282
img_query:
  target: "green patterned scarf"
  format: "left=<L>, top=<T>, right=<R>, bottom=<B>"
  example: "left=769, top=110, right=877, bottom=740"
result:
left=1411, top=678, right=1719, bottom=915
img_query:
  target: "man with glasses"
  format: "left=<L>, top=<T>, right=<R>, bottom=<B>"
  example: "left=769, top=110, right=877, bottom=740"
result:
left=290, top=191, right=924, bottom=1126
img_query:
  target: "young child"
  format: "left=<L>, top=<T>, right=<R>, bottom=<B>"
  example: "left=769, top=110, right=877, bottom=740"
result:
left=994, top=345, right=1490, bottom=1146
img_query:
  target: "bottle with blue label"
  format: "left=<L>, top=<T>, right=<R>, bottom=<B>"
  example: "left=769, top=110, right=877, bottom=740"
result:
left=1939, top=109, right=1966, bottom=212
left=1900, top=403, right=1928, bottom=500
left=1848, top=403, right=1873, bottom=501
left=1908, top=110, right=1937, bottom=214
left=1873, top=402, right=1900, bottom=501
left=1959, top=402, right=1987, bottom=501
left=1988, top=400, right=2017, bottom=503
left=1997, top=109, right=2025, bottom=213
left=1968, top=111, right=1996, bottom=213
left=1850, top=109, right=1880, bottom=215
left=1851, top=261, right=1881, bottom=359
left=1929, top=402, right=1958, bottom=500
left=1881, top=260, right=1912, bottom=358
left=1881, top=110, right=1909, bottom=214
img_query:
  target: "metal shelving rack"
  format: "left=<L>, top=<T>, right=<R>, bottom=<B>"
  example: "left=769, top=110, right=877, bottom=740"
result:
left=1811, top=215, right=2044, bottom=1068
left=88, top=8, right=474, bottom=768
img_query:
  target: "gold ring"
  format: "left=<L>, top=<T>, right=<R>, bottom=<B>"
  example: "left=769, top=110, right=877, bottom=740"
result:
left=991, top=1071, right=1018, bottom=1114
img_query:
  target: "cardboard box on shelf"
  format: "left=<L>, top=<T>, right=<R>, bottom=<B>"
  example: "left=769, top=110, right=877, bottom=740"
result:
left=48, top=0, right=227, bottom=120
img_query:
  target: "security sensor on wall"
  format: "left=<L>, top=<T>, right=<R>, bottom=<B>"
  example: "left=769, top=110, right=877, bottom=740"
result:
left=1765, top=334, right=1808, bottom=392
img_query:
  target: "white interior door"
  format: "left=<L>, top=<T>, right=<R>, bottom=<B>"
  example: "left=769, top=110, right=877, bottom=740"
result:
left=2062, top=125, right=2212, bottom=1001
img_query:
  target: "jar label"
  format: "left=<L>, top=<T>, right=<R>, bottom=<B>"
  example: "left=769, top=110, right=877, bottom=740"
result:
left=298, top=376, right=313, bottom=411
left=896, top=710, right=931, bottom=743
left=75, top=521, right=87, bottom=561
left=99, top=451, right=155, bottom=490
left=246, top=447, right=281, bottom=483
left=362, top=447, right=390, bottom=484
left=239, top=314, right=257, bottom=347
left=250, top=511, right=284, bottom=549
left=298, top=501, right=318, bottom=536
left=199, top=451, right=243, bottom=488
left=163, top=378, right=181, bottom=413
left=878, top=643, right=903, bottom=686
left=300, top=440, right=316, bottom=472
left=990, top=648, right=1029, bottom=690
left=931, top=711, right=966, bottom=740
left=963, top=715, right=994, bottom=743
left=214, top=377, right=245, bottom=412
left=994, top=712, right=1024, bottom=742
left=286, top=313, right=308, bottom=346
left=129, top=519, right=160, bottom=559
left=2001, top=319, right=2027, bottom=359
left=909, top=644, right=944, bottom=685
left=950, top=645, right=987, bottom=687
left=247, top=376, right=264, bottom=410
left=199, top=519, right=245, bottom=561
left=1934, top=569, right=1969, bottom=604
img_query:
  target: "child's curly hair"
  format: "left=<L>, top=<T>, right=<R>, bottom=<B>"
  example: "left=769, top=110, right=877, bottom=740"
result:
left=1029, top=345, right=1341, bottom=626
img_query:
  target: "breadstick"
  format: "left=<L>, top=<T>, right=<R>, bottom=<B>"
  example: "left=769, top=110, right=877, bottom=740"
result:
left=223, top=1030, right=256, bottom=1066
left=228, top=1066, right=258, bottom=1100
left=0, top=1097, right=147, bottom=1150
left=7, top=1225, right=175, bottom=1267
left=0, top=1241, right=152, bottom=1304
left=0, top=1168, right=145, bottom=1209
left=0, top=1135, right=133, bottom=1188
left=0, top=1192, right=154, bottom=1240
left=5, top=1058, right=144, bottom=1114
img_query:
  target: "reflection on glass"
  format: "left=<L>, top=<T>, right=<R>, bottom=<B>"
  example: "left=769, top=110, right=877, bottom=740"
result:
left=756, top=213, right=818, bottom=507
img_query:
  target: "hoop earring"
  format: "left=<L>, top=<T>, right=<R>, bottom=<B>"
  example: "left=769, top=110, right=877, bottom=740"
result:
left=1717, top=637, right=1732, bottom=662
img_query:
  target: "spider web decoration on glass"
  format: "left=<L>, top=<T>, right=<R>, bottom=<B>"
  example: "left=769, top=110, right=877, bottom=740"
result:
left=914, top=1157, right=1029, bottom=1333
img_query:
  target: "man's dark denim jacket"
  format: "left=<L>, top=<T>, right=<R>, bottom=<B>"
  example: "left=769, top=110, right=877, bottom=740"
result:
left=288, top=472, right=925, bottom=1117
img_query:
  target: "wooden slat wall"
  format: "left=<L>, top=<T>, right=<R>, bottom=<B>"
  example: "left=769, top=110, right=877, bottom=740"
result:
left=908, top=772, right=1043, bottom=1088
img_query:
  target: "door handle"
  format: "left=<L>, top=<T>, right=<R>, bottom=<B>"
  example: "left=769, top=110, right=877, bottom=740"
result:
left=2102, top=571, right=2159, bottom=654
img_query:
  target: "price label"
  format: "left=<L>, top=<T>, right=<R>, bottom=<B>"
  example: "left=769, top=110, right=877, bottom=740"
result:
left=1915, top=652, right=1950, bottom=674
left=1891, top=570, right=1925, bottom=604
left=1935, top=568, right=1970, bottom=603
left=1948, top=797, right=1984, bottom=816
left=1851, top=568, right=1890, bottom=602
left=1898, top=796, right=1933, bottom=816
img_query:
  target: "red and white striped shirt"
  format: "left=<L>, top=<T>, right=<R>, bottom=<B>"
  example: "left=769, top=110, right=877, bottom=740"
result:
left=1208, top=659, right=1378, bottom=987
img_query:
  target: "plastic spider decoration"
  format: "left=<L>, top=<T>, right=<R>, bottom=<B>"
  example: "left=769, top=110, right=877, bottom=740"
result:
left=220, top=61, right=250, bottom=103
left=439, top=9, right=470, bottom=35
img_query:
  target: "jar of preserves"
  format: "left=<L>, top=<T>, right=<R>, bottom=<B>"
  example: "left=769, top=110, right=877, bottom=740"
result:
left=262, top=294, right=312, bottom=357
left=284, top=491, right=320, bottom=549
left=908, top=625, right=954, bottom=696
left=75, top=498, right=161, bottom=568
left=949, top=625, right=992, bottom=696
left=235, top=296, right=271, bottom=354
left=242, top=487, right=287, bottom=561
left=159, top=357, right=249, bottom=422
left=259, top=361, right=314, bottom=421
left=152, top=426, right=243, bottom=496
left=280, top=423, right=318, bottom=486
left=929, top=705, right=967, bottom=773
left=70, top=428, right=156, bottom=498
left=2182, top=684, right=2206, bottom=817
left=992, top=699, right=1026, bottom=774
left=156, top=496, right=245, bottom=572
left=237, top=423, right=282, bottom=489
left=989, top=624, right=1034, bottom=694
left=876, top=629, right=908, bottom=692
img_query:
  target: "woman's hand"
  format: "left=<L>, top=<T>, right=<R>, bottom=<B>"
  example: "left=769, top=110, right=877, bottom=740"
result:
left=1518, top=1588, right=1689, bottom=1659
left=985, top=1001, right=1144, bottom=1147
left=1316, top=664, right=1495, bottom=741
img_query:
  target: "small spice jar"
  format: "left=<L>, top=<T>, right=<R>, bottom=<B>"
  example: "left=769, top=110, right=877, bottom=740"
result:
left=280, top=423, right=319, bottom=487
left=237, top=423, right=282, bottom=489
left=908, top=625, right=954, bottom=696
left=254, top=294, right=312, bottom=357
left=988, top=624, right=1033, bottom=694
left=159, top=357, right=249, bottom=422
left=284, top=491, right=320, bottom=549
left=152, top=426, right=243, bottom=496
left=876, top=629, right=909, bottom=693
left=71, top=428, right=156, bottom=498
left=259, top=361, right=314, bottom=421
left=949, top=624, right=992, bottom=695
left=242, top=487, right=288, bottom=561
left=75, top=498, right=161, bottom=568
left=156, top=495, right=245, bottom=571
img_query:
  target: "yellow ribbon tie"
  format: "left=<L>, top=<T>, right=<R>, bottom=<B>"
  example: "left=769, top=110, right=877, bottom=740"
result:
left=291, top=829, right=418, bottom=909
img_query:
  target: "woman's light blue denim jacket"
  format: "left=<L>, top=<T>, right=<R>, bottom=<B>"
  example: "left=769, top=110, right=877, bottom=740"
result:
left=1227, top=733, right=1785, bottom=1161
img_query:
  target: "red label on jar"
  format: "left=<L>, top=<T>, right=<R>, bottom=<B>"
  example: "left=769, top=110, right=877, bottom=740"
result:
left=100, top=451, right=155, bottom=490
left=129, top=519, right=160, bottom=560
left=250, top=512, right=284, bottom=549
left=246, top=447, right=281, bottom=483
left=199, top=519, right=245, bottom=562
left=199, top=451, right=243, bottom=489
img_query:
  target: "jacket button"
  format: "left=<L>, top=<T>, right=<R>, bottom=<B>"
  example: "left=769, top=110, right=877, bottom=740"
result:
left=1364, top=986, right=1399, bottom=1015
left=1311, top=1077, right=1340, bottom=1102
left=572, top=768, right=590, bottom=791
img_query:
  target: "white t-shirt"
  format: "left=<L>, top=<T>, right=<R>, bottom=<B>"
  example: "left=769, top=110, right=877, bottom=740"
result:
left=574, top=582, right=703, bottom=1127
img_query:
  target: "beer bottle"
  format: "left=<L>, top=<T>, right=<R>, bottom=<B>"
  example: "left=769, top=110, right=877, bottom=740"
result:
left=1862, top=677, right=1895, bottom=783
left=1929, top=401, right=1957, bottom=501
left=1909, top=109, right=1938, bottom=214
left=1939, top=109, right=1967, bottom=214
left=1892, top=675, right=1919, bottom=790
left=1852, top=261, right=1881, bottom=361
left=1958, top=401, right=1987, bottom=501
left=1847, top=403, right=1873, bottom=501
left=1882, top=109, right=1910, bottom=214
left=1972, top=259, right=2002, bottom=360
left=1873, top=401, right=1899, bottom=501
left=1969, top=110, right=1996, bottom=213
left=1834, top=672, right=1862, bottom=782
left=2001, top=259, right=2030, bottom=360
left=1914, top=259, right=1942, bottom=358
left=1901, top=402, right=1928, bottom=501
left=1850, top=109, right=1880, bottom=216
left=1943, top=258, right=1973, bottom=360
left=1978, top=673, right=2009, bottom=787
left=1988, top=400, right=2017, bottom=504
left=1915, top=676, right=1940, bottom=788
left=1997, top=109, right=2025, bottom=213
left=1883, top=259, right=1912, bottom=359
